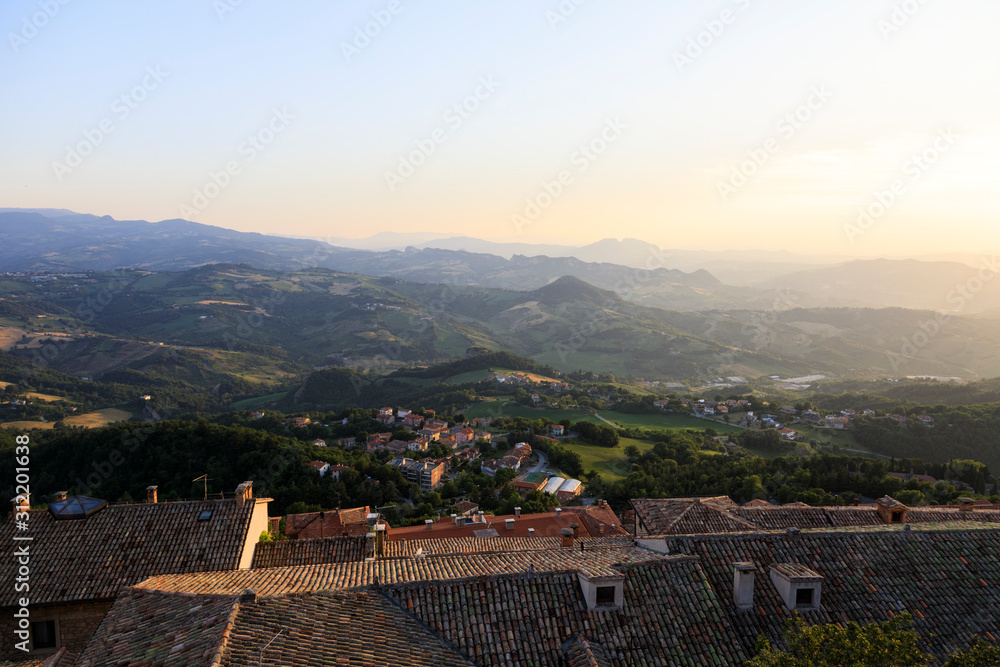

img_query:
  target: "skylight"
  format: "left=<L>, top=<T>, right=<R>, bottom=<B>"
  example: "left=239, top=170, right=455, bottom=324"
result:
left=47, top=496, right=108, bottom=520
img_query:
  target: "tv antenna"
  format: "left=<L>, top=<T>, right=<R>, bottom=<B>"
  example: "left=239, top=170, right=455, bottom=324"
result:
left=192, top=474, right=212, bottom=501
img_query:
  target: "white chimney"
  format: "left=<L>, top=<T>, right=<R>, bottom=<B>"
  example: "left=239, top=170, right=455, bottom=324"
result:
left=425, top=519, right=434, bottom=530
left=733, top=562, right=756, bottom=611
left=451, top=513, right=458, bottom=524
left=555, top=508, right=562, bottom=516
left=528, top=528, right=535, bottom=537
left=505, top=518, right=514, bottom=531
left=514, top=507, right=521, bottom=517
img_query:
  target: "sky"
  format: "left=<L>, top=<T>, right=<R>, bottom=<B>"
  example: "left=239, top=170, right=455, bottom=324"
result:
left=1, top=0, right=998, bottom=256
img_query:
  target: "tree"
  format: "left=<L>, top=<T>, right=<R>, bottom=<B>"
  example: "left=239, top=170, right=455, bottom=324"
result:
left=748, top=614, right=929, bottom=667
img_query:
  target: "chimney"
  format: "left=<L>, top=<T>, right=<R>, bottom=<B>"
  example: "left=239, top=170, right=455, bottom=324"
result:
left=477, top=511, right=485, bottom=524
left=425, top=519, right=434, bottom=530
left=555, top=508, right=562, bottom=517
left=853, top=497, right=860, bottom=507
left=146, top=485, right=158, bottom=504
left=451, top=513, right=458, bottom=524
left=240, top=589, right=257, bottom=605
left=599, top=523, right=605, bottom=535
left=561, top=527, right=574, bottom=548
left=958, top=497, right=975, bottom=512
left=505, top=518, right=515, bottom=531
left=528, top=528, right=535, bottom=537
left=570, top=522, right=580, bottom=537
left=514, top=506, right=521, bottom=517
left=733, top=562, right=756, bottom=611
left=235, top=481, right=253, bottom=507
left=53, top=491, right=67, bottom=502
left=11, top=494, right=29, bottom=515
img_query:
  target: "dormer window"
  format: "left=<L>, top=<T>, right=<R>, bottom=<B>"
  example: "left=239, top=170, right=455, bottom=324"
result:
left=770, top=563, right=823, bottom=612
left=595, top=586, right=616, bottom=606
left=577, top=573, right=624, bottom=610
left=198, top=509, right=213, bottom=521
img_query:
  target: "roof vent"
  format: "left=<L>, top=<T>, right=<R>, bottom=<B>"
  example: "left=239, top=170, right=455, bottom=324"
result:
left=770, top=563, right=823, bottom=611
left=47, top=495, right=108, bottom=520
left=505, top=518, right=514, bottom=531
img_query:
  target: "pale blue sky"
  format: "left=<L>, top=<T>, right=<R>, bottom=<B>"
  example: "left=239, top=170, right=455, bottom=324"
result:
left=2, top=0, right=998, bottom=255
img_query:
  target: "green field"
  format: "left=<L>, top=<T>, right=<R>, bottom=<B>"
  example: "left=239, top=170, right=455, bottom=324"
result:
left=231, top=392, right=289, bottom=410
left=595, top=410, right=743, bottom=434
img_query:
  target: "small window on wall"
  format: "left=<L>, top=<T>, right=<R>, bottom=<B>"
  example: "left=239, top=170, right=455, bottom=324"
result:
left=891, top=511, right=902, bottom=523
left=795, top=588, right=814, bottom=607
left=31, top=620, right=57, bottom=651
left=596, top=586, right=616, bottom=606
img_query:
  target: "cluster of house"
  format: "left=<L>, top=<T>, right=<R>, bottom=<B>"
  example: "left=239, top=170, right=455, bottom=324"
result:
left=687, top=398, right=752, bottom=416
left=6, top=484, right=1000, bottom=666
left=480, top=441, right=533, bottom=477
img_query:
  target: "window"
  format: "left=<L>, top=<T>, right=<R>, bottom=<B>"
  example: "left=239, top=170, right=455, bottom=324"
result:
left=198, top=509, right=213, bottom=521
left=795, top=587, right=814, bottom=606
left=31, top=620, right=57, bottom=650
left=596, top=586, right=616, bottom=606
left=891, top=511, right=902, bottom=523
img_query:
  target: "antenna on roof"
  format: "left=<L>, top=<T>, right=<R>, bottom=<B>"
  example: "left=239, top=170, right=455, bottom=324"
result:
left=192, top=474, right=212, bottom=501
left=258, top=630, right=282, bottom=667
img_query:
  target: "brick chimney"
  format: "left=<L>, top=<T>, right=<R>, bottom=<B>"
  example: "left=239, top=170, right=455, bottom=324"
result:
left=235, top=481, right=253, bottom=507
left=958, top=497, right=975, bottom=512
left=146, top=485, right=158, bottom=504
left=53, top=491, right=67, bottom=502
left=11, top=494, right=29, bottom=515
left=561, top=527, right=574, bottom=548
left=733, top=562, right=756, bottom=611
left=570, top=522, right=580, bottom=537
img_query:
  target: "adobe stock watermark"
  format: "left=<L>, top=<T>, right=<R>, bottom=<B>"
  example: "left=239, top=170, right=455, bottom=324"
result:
left=717, top=85, right=832, bottom=202
left=673, top=0, right=752, bottom=73
left=512, top=117, right=628, bottom=234
left=179, top=107, right=294, bottom=218
left=384, top=76, right=500, bottom=192
left=8, top=0, right=72, bottom=53
left=885, top=255, right=999, bottom=373
left=213, top=0, right=249, bottom=21
left=51, top=66, right=169, bottom=183
left=546, top=0, right=591, bottom=30
left=878, top=0, right=931, bottom=40
left=340, top=0, right=408, bottom=63
left=844, top=127, right=957, bottom=244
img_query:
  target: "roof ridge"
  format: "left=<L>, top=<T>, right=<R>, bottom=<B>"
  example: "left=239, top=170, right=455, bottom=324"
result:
left=206, top=595, right=243, bottom=667
left=374, top=589, right=476, bottom=666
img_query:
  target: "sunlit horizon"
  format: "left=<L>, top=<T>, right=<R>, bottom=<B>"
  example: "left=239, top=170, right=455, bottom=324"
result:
left=3, top=0, right=999, bottom=258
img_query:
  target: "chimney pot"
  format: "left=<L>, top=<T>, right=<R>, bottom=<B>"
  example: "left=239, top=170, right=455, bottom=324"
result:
left=146, top=485, right=158, bottom=504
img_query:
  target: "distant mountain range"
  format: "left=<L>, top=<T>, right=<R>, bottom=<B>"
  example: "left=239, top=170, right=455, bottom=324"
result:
left=2, top=209, right=997, bottom=314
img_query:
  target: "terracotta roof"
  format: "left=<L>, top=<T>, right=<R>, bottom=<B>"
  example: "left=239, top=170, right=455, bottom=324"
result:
left=632, top=496, right=1000, bottom=536
left=75, top=589, right=238, bottom=667
left=284, top=506, right=371, bottom=539
left=251, top=535, right=368, bottom=568
left=385, top=558, right=749, bottom=666
left=387, top=510, right=618, bottom=541
left=564, top=635, right=604, bottom=667
left=136, top=543, right=670, bottom=597
left=219, top=590, right=471, bottom=666
left=383, top=535, right=633, bottom=557
left=663, top=527, right=1000, bottom=660
left=0, top=498, right=261, bottom=607
left=557, top=505, right=630, bottom=537
left=1, top=651, right=77, bottom=667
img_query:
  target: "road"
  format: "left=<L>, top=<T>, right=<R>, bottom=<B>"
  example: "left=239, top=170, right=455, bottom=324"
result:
left=593, top=413, right=621, bottom=429
left=530, top=449, right=549, bottom=474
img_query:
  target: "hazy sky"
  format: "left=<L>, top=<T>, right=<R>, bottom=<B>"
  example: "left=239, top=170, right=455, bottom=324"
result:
left=2, top=0, right=998, bottom=255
